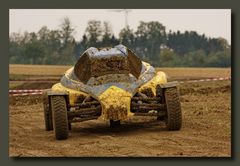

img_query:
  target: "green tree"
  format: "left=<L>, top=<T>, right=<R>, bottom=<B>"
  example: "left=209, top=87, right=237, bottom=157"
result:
left=207, top=48, right=231, bottom=67
left=85, top=20, right=102, bottom=47
left=101, top=21, right=113, bottom=47
left=24, top=41, right=45, bottom=64
left=159, top=48, right=181, bottom=67
left=58, top=17, right=75, bottom=64
left=135, top=21, right=167, bottom=63
left=9, top=32, right=24, bottom=64
left=119, top=27, right=135, bottom=46
left=9, top=18, right=231, bottom=67
left=182, top=50, right=207, bottom=67
left=37, top=27, right=62, bottom=64
left=59, top=17, right=75, bottom=47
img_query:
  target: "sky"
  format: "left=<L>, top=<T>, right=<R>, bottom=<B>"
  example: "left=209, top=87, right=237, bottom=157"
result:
left=9, top=9, right=231, bottom=44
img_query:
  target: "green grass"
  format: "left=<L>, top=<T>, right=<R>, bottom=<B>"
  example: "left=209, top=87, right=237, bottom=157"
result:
left=9, top=82, right=23, bottom=89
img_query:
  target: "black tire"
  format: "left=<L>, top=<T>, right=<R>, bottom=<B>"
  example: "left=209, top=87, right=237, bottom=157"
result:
left=110, top=120, right=121, bottom=128
left=157, top=116, right=165, bottom=121
left=42, top=91, right=53, bottom=131
left=51, top=96, right=69, bottom=140
left=164, top=87, right=182, bottom=130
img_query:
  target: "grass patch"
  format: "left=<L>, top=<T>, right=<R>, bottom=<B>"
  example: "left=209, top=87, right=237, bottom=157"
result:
left=9, top=82, right=23, bottom=89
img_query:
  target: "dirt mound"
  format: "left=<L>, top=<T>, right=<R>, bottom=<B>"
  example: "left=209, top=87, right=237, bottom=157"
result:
left=180, top=81, right=231, bottom=95
left=9, top=95, right=43, bottom=106
left=11, top=82, right=56, bottom=90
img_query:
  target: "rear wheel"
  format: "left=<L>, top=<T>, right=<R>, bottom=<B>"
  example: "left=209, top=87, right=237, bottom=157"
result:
left=51, top=96, right=69, bottom=140
left=43, top=91, right=53, bottom=131
left=110, top=120, right=121, bottom=128
left=164, top=87, right=182, bottom=130
left=156, top=85, right=165, bottom=121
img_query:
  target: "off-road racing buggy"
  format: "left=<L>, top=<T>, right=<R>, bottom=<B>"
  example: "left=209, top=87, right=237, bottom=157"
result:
left=43, top=45, right=182, bottom=140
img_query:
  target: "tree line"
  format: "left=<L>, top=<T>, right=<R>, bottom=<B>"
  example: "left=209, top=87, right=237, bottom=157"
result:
left=9, top=17, right=231, bottom=67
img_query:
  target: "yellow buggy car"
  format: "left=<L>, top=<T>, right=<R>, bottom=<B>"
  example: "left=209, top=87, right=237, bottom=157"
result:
left=43, top=45, right=182, bottom=140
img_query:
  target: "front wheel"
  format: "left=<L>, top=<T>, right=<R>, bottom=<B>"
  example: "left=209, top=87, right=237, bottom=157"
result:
left=164, top=87, right=182, bottom=131
left=51, top=95, right=69, bottom=140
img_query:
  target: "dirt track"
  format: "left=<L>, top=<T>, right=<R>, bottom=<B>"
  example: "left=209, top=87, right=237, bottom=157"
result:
left=9, top=80, right=231, bottom=157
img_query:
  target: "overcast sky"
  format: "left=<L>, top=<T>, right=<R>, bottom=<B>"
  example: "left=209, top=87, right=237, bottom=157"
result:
left=9, top=9, right=231, bottom=44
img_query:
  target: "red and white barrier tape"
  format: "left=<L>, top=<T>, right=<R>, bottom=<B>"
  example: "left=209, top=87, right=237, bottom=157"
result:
left=9, top=76, right=231, bottom=96
left=9, top=79, right=58, bottom=82
left=9, top=89, right=44, bottom=94
left=10, top=92, right=43, bottom=97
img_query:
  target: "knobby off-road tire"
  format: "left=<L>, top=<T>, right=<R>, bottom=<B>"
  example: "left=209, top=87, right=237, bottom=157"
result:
left=110, top=120, right=121, bottom=128
left=156, top=85, right=165, bottom=121
left=43, top=91, right=53, bottom=131
left=164, top=87, right=182, bottom=131
left=51, top=96, right=69, bottom=140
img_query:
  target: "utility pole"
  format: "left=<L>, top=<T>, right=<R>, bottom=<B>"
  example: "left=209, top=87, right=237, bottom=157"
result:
left=108, top=9, right=132, bottom=28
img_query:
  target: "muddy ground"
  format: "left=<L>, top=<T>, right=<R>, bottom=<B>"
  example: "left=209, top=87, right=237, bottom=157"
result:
left=9, top=80, right=231, bottom=157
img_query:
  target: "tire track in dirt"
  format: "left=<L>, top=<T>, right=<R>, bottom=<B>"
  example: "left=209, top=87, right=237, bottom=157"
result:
left=9, top=81, right=231, bottom=157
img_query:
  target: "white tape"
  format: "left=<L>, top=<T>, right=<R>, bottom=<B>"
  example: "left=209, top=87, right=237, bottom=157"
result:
left=9, top=89, right=44, bottom=94
left=10, top=79, right=58, bottom=82
left=179, top=76, right=231, bottom=84
left=10, top=92, right=43, bottom=96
